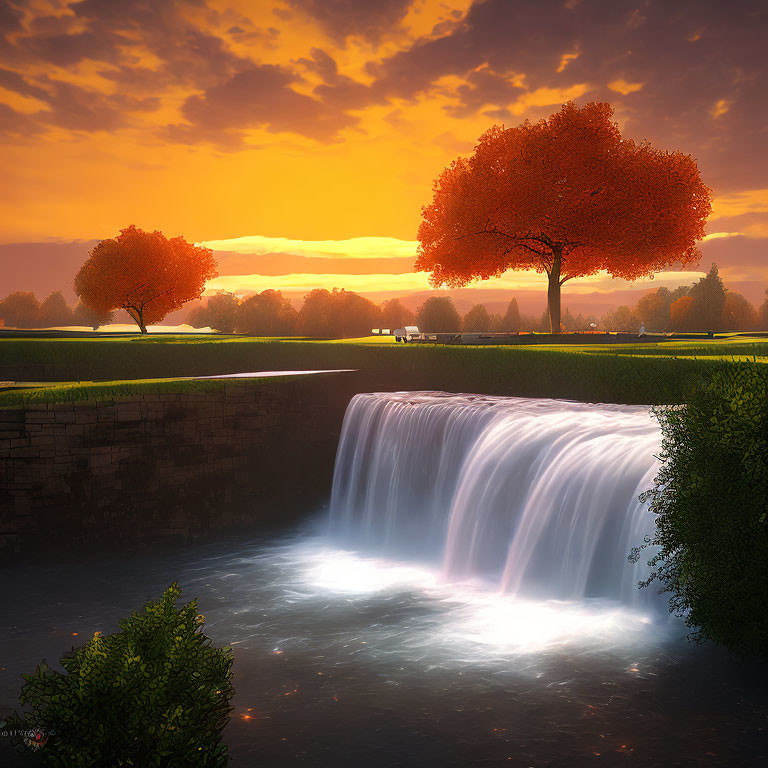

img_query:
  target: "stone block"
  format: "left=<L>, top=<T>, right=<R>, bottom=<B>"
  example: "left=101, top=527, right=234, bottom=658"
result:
left=30, top=435, right=55, bottom=447
left=117, top=409, right=142, bottom=422
left=12, top=447, right=40, bottom=458
left=25, top=412, right=56, bottom=424
left=91, top=466, right=117, bottom=476
left=75, top=409, right=98, bottom=424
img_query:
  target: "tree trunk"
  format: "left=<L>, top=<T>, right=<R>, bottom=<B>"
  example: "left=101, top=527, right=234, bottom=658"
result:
left=547, top=247, right=562, bottom=333
left=126, top=307, right=148, bottom=334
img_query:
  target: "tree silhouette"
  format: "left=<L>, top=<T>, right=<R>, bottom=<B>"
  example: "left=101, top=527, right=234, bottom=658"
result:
left=417, top=102, right=711, bottom=332
left=670, top=296, right=696, bottom=331
left=0, top=291, right=40, bottom=328
left=73, top=301, right=114, bottom=329
left=636, top=287, right=676, bottom=332
left=296, top=288, right=379, bottom=338
left=722, top=292, right=757, bottom=330
left=602, top=304, right=640, bottom=332
left=462, top=304, right=491, bottom=331
left=688, top=263, right=726, bottom=331
left=759, top=291, right=768, bottom=330
left=499, top=298, right=521, bottom=332
left=416, top=296, right=461, bottom=332
left=237, top=290, right=297, bottom=336
left=39, top=291, right=74, bottom=327
left=379, top=298, right=415, bottom=331
left=194, top=293, right=239, bottom=333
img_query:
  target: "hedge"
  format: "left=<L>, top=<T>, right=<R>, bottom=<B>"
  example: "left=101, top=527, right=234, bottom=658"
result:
left=633, top=363, right=768, bottom=656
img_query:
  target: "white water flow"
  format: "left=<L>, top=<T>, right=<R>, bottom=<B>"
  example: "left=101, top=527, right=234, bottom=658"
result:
left=328, top=392, right=663, bottom=613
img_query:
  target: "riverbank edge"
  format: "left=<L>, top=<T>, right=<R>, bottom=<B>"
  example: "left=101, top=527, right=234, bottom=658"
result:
left=0, top=370, right=402, bottom=557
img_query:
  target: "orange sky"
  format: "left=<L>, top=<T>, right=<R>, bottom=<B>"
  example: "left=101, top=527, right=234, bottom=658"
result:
left=0, top=0, right=766, bottom=308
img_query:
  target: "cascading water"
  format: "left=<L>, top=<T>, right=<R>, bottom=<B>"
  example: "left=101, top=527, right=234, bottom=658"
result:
left=329, top=392, right=663, bottom=612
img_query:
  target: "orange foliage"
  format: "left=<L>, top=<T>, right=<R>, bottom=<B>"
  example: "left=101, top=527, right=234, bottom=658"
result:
left=670, top=295, right=695, bottom=331
left=75, top=225, right=217, bottom=333
left=416, top=102, right=712, bottom=332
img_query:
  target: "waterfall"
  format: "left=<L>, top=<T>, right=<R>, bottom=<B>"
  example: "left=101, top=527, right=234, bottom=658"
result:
left=329, top=392, right=663, bottom=611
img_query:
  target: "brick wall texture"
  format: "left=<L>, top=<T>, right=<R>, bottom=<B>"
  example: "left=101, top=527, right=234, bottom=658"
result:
left=0, top=373, right=375, bottom=554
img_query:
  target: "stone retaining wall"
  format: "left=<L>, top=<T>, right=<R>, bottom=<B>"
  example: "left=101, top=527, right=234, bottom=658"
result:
left=0, top=372, right=387, bottom=555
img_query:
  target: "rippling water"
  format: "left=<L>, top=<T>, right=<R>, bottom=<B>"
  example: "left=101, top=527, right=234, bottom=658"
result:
left=2, top=533, right=766, bottom=767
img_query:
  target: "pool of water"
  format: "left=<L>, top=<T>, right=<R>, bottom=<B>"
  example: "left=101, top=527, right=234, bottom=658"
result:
left=2, top=530, right=766, bottom=767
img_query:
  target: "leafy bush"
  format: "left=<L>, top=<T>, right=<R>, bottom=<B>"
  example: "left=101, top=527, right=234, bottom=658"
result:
left=4, top=583, right=234, bottom=766
left=635, top=363, right=768, bottom=655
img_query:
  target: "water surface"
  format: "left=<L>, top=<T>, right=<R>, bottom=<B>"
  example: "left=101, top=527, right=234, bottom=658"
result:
left=2, top=533, right=766, bottom=767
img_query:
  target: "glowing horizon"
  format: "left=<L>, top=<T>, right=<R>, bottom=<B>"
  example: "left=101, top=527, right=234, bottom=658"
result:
left=205, top=269, right=709, bottom=297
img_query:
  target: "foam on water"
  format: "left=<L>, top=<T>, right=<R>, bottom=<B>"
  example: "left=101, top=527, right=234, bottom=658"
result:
left=327, top=392, right=665, bottom=628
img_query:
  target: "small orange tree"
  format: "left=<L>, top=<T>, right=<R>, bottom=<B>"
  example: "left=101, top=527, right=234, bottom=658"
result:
left=75, top=226, right=217, bottom=333
left=670, top=295, right=695, bottom=331
left=417, top=102, right=711, bottom=332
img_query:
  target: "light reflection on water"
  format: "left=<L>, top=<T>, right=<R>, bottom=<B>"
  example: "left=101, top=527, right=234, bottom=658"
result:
left=285, top=541, right=660, bottom=657
left=2, top=533, right=766, bottom=767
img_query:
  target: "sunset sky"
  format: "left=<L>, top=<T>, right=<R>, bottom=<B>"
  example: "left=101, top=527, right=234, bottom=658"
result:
left=1, top=0, right=766, bottom=314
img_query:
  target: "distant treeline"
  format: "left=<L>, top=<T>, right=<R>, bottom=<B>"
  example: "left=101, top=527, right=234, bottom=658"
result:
left=2, top=264, right=767, bottom=334
left=188, top=265, right=768, bottom=336
left=0, top=291, right=113, bottom=329
left=185, top=289, right=535, bottom=337
left=603, top=264, right=768, bottom=333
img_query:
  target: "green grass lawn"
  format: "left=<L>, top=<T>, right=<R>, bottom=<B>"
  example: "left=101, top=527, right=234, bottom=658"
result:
left=0, top=374, right=315, bottom=407
left=3, top=333, right=766, bottom=405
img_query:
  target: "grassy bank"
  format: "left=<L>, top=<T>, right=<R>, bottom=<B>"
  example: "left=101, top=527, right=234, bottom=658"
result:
left=2, top=334, right=761, bottom=405
left=0, top=374, right=317, bottom=407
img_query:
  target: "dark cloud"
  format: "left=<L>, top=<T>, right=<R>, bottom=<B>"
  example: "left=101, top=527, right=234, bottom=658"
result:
left=367, top=0, right=768, bottom=189
left=10, top=0, right=247, bottom=86
left=38, top=80, right=124, bottom=131
left=227, top=23, right=280, bottom=46
left=445, top=66, right=526, bottom=119
left=0, top=102, right=37, bottom=136
left=42, top=33, right=120, bottom=67
left=0, top=0, right=22, bottom=33
left=0, top=0, right=300, bottom=140
left=0, top=0, right=766, bottom=180
left=296, top=48, right=339, bottom=83
left=169, top=65, right=358, bottom=145
left=0, top=65, right=159, bottom=133
left=0, top=0, right=371, bottom=144
left=0, top=67, right=48, bottom=100
left=283, top=0, right=414, bottom=43
left=297, top=48, right=378, bottom=111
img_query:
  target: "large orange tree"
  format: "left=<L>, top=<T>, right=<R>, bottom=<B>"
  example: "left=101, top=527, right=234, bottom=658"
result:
left=416, top=102, right=711, bottom=332
left=75, top=225, right=217, bottom=333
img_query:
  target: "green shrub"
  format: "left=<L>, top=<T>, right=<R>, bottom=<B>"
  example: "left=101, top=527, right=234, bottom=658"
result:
left=3, top=583, right=234, bottom=766
left=634, top=363, right=768, bottom=655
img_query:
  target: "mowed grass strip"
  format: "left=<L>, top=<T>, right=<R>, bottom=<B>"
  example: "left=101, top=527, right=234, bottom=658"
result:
left=0, top=373, right=312, bottom=407
left=1, top=335, right=757, bottom=405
